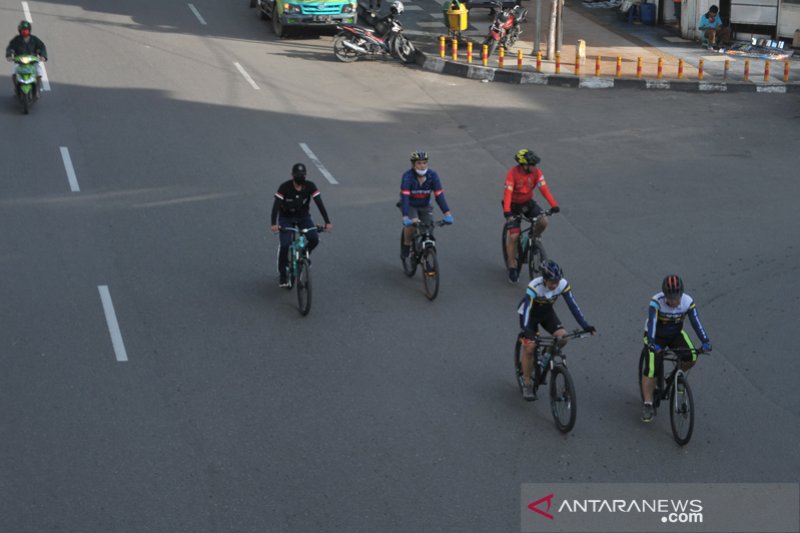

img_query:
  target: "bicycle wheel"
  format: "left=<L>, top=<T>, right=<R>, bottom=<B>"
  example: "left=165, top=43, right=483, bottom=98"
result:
left=513, top=334, right=524, bottom=394
left=296, top=258, right=312, bottom=316
left=501, top=224, right=509, bottom=267
left=669, top=374, right=694, bottom=446
left=421, top=246, right=439, bottom=300
left=401, top=230, right=417, bottom=277
left=528, top=239, right=547, bottom=279
left=638, top=350, right=645, bottom=401
left=549, top=365, right=577, bottom=433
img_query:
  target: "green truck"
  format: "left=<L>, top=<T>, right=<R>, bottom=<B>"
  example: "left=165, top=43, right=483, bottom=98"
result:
left=250, top=0, right=358, bottom=37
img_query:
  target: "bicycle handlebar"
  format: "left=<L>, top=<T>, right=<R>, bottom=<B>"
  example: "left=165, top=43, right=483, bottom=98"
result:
left=505, top=208, right=556, bottom=227
left=411, top=220, right=449, bottom=228
left=278, top=225, right=326, bottom=233
left=522, top=328, right=594, bottom=346
left=659, top=347, right=711, bottom=357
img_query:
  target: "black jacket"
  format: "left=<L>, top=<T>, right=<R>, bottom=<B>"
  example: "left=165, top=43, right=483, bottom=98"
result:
left=6, top=35, right=47, bottom=59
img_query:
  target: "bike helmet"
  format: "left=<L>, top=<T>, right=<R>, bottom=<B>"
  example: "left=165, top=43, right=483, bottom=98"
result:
left=291, top=163, right=307, bottom=177
left=410, top=150, right=428, bottom=163
left=390, top=1, right=404, bottom=14
left=18, top=20, right=31, bottom=34
left=662, top=275, right=684, bottom=299
left=541, top=259, right=563, bottom=282
left=515, top=149, right=541, bottom=166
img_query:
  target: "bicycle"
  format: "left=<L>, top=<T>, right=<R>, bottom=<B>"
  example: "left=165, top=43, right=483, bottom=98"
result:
left=501, top=209, right=554, bottom=281
left=279, top=225, right=324, bottom=316
left=638, top=346, right=709, bottom=446
left=400, top=220, right=448, bottom=300
left=513, top=329, right=592, bottom=433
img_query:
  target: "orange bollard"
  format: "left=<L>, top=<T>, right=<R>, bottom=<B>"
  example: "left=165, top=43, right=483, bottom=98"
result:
left=467, top=41, right=473, bottom=64
left=616, top=56, right=622, bottom=78
left=517, top=50, right=523, bottom=70
left=555, top=51, right=561, bottom=74
left=785, top=61, right=790, bottom=82
left=698, top=59, right=704, bottom=80
left=439, top=36, right=446, bottom=58
left=575, top=52, right=581, bottom=75
left=636, top=57, right=642, bottom=78
left=595, top=55, right=601, bottom=76
left=677, top=58, right=684, bottom=79
left=498, top=46, right=505, bottom=68
left=724, top=59, right=730, bottom=80
left=743, top=60, right=750, bottom=81
left=536, top=51, right=542, bottom=72
left=482, top=44, right=488, bottom=66
left=657, top=57, right=663, bottom=79
left=764, top=60, right=770, bottom=81
left=451, top=38, right=458, bottom=61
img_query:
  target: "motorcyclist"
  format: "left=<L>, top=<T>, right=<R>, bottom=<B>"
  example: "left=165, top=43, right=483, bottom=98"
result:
left=6, top=21, right=47, bottom=93
left=371, top=1, right=404, bottom=38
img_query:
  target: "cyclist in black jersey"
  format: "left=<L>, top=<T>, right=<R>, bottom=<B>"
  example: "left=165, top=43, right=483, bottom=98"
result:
left=270, top=163, right=332, bottom=287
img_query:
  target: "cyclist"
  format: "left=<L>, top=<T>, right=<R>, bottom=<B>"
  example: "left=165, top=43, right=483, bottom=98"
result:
left=503, top=149, right=559, bottom=283
left=517, top=260, right=595, bottom=401
left=640, top=275, right=712, bottom=422
left=400, top=151, right=453, bottom=259
left=270, top=163, right=332, bottom=287
left=6, top=21, right=47, bottom=93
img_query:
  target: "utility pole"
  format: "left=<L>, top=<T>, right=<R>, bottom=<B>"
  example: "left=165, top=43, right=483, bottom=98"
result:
left=547, top=0, right=557, bottom=59
left=531, top=0, right=541, bottom=55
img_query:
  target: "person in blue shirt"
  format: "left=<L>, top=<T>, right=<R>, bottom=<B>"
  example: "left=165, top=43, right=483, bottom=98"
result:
left=697, top=5, right=729, bottom=48
left=399, top=151, right=453, bottom=258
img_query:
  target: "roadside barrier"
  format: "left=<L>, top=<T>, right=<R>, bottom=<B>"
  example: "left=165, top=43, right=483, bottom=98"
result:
left=482, top=44, right=488, bottom=66
left=440, top=36, right=445, bottom=58
left=785, top=61, right=790, bottom=82
left=636, top=57, right=642, bottom=78
left=678, top=58, right=683, bottom=79
left=723, top=59, right=729, bottom=80
left=555, top=51, right=561, bottom=74
left=536, top=51, right=542, bottom=72
left=744, top=60, right=749, bottom=81
left=616, top=56, right=622, bottom=78
left=764, top=60, right=770, bottom=81
left=452, top=38, right=458, bottom=61
left=575, top=51, right=580, bottom=75
left=517, top=50, right=523, bottom=70
left=698, top=58, right=704, bottom=80
left=467, top=41, right=472, bottom=64
left=498, top=46, right=504, bottom=68
left=595, top=55, right=601, bottom=76
left=657, top=57, right=663, bottom=79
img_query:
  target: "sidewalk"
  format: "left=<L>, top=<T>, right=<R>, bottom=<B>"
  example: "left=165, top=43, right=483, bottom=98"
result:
left=410, top=0, right=800, bottom=91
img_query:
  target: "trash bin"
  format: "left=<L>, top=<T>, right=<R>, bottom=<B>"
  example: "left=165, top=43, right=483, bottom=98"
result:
left=443, top=0, right=468, bottom=32
left=640, top=2, right=655, bottom=24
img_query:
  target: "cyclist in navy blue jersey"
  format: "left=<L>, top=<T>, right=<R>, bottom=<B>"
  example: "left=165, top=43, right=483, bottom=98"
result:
left=517, top=260, right=595, bottom=401
left=640, top=275, right=712, bottom=422
left=399, top=151, right=453, bottom=259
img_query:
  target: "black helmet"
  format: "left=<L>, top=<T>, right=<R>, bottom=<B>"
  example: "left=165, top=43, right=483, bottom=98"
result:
left=18, top=20, right=31, bottom=33
left=541, top=260, right=563, bottom=281
left=515, top=149, right=541, bottom=166
left=410, top=150, right=428, bottom=163
left=291, top=163, right=307, bottom=178
left=662, top=275, right=684, bottom=299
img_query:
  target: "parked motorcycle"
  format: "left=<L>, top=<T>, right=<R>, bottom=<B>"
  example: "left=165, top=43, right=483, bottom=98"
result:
left=11, top=54, right=42, bottom=114
left=482, top=0, right=527, bottom=57
left=333, top=4, right=415, bottom=63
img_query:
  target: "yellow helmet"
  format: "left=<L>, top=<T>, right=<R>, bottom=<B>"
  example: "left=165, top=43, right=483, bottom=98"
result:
left=515, top=149, right=541, bottom=166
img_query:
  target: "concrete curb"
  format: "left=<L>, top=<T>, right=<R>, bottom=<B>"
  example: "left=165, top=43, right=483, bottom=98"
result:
left=413, top=49, right=800, bottom=93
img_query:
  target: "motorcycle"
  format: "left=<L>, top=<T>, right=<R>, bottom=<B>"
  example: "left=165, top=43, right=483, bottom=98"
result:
left=333, top=16, right=415, bottom=63
left=11, top=54, right=42, bottom=114
left=482, top=0, right=528, bottom=57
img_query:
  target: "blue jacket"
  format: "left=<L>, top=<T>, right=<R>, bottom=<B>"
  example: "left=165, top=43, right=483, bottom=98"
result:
left=400, top=169, right=450, bottom=216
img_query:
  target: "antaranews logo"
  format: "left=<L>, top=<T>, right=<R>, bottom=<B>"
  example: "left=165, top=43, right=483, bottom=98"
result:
left=527, top=494, right=704, bottom=525
left=527, top=493, right=555, bottom=520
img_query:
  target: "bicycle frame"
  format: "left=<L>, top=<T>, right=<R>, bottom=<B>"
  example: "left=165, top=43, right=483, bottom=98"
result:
left=409, top=220, right=445, bottom=259
left=279, top=225, right=321, bottom=284
left=529, top=330, right=589, bottom=385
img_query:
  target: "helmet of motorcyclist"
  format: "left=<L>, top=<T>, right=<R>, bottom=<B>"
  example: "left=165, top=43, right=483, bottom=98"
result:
left=291, top=163, right=307, bottom=178
left=18, top=20, right=31, bottom=37
left=662, top=275, right=684, bottom=300
left=410, top=150, right=428, bottom=163
left=497, top=11, right=510, bottom=22
left=515, top=149, right=541, bottom=167
left=541, top=260, right=563, bottom=282
left=390, top=1, right=404, bottom=14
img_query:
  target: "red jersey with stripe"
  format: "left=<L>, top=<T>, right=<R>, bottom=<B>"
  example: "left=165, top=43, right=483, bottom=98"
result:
left=502, top=166, right=558, bottom=213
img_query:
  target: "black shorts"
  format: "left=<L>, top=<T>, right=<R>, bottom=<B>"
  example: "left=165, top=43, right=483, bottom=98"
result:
left=640, top=331, right=696, bottom=378
left=506, top=200, right=543, bottom=230
left=520, top=310, right=563, bottom=336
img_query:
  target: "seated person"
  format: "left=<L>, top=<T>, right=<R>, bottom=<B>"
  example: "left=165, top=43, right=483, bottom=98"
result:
left=697, top=5, right=730, bottom=48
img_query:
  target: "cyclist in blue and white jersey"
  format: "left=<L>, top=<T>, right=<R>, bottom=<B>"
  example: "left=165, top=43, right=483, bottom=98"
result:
left=640, top=275, right=712, bottom=422
left=399, top=151, right=453, bottom=259
left=517, top=260, right=596, bottom=401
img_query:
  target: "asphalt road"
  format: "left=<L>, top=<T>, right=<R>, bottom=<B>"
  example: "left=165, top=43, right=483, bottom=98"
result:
left=1, top=1, right=799, bottom=531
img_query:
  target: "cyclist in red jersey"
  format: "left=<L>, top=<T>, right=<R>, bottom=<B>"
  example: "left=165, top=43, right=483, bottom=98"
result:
left=503, top=149, right=560, bottom=283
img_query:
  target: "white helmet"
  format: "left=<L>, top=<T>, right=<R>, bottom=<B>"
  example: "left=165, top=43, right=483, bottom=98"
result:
left=391, top=1, right=404, bottom=14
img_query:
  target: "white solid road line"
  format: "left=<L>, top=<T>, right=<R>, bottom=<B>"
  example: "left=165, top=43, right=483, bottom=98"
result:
left=299, top=143, right=339, bottom=185
left=188, top=3, right=207, bottom=25
left=40, top=62, right=50, bottom=91
left=59, top=146, right=80, bottom=192
left=21, top=1, right=32, bottom=22
left=233, top=62, right=260, bottom=90
left=98, top=285, right=129, bottom=363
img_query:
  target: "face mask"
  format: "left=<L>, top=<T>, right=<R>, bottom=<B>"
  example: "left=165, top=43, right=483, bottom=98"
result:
left=20, top=30, right=30, bottom=38
left=415, top=168, right=427, bottom=176
left=293, top=175, right=306, bottom=185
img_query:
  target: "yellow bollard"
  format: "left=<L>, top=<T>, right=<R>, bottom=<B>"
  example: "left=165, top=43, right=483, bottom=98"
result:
left=764, top=60, right=770, bottom=81
left=724, top=59, right=730, bottom=80
left=517, top=50, right=523, bottom=70
left=555, top=51, right=561, bottom=74
left=657, top=57, right=663, bottom=79
left=595, top=55, right=601, bottom=77
left=536, top=51, right=542, bottom=73
left=743, top=60, right=750, bottom=81
left=636, top=57, right=642, bottom=78
left=482, top=44, right=488, bottom=66
left=785, top=61, right=790, bottom=82
left=439, top=36, right=445, bottom=58
left=677, top=58, right=683, bottom=79
left=575, top=51, right=580, bottom=76
left=467, top=41, right=473, bottom=64
left=698, top=58, right=704, bottom=80
left=452, top=38, right=458, bottom=61
left=498, top=46, right=505, bottom=68
left=616, top=56, right=622, bottom=78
